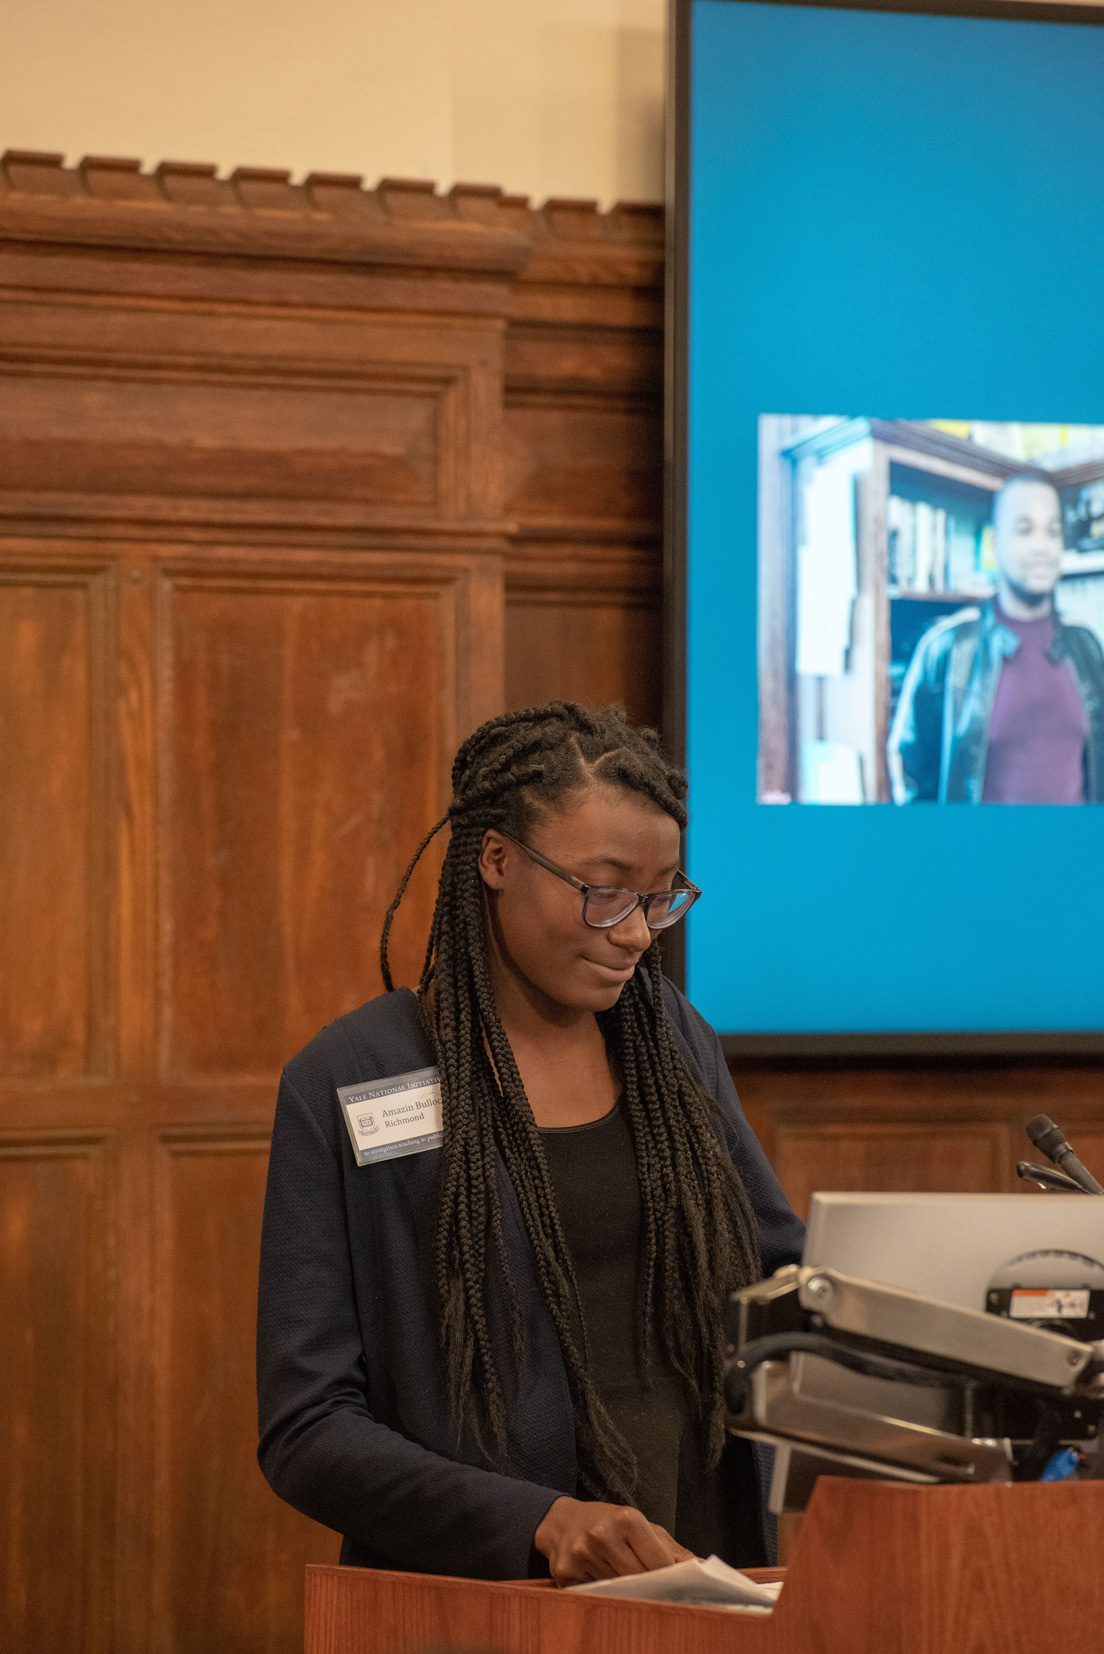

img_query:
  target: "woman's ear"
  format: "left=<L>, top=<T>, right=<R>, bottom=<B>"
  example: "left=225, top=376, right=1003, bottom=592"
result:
left=478, top=828, right=510, bottom=889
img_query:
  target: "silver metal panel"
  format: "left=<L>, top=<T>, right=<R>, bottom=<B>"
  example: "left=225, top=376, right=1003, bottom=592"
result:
left=789, top=1348, right=957, bottom=1431
left=766, top=1440, right=936, bottom=1517
left=804, top=1192, right=1104, bottom=1313
left=797, top=1266, right=1094, bottom=1388
left=741, top=1358, right=1011, bottom=1482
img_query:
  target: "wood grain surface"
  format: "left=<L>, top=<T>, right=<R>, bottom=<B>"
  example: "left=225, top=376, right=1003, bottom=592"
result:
left=736, top=1060, right=1104, bottom=1222
left=305, top=1479, right=1104, bottom=1654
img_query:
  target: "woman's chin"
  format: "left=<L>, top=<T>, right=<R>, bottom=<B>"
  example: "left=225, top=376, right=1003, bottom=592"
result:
left=571, top=961, right=636, bottom=1009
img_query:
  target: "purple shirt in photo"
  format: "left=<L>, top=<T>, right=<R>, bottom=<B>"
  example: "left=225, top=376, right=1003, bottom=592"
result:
left=982, top=606, right=1089, bottom=804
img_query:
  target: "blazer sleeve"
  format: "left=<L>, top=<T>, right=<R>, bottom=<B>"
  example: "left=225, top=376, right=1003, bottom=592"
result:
left=256, top=1071, right=560, bottom=1579
left=887, top=627, right=949, bottom=804
left=663, top=985, right=805, bottom=1275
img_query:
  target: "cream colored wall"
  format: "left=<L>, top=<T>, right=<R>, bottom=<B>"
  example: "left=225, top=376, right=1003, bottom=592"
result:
left=1, top=0, right=666, bottom=207
left=2, top=0, right=1099, bottom=209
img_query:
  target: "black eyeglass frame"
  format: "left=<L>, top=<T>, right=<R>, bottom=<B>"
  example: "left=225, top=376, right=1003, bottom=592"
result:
left=497, top=829, right=702, bottom=931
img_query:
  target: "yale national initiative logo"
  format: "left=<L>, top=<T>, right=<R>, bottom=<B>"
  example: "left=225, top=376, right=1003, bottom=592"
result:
left=357, top=1112, right=379, bottom=1136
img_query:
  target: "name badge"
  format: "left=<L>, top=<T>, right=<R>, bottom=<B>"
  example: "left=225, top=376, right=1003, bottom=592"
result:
left=337, top=1066, right=443, bottom=1166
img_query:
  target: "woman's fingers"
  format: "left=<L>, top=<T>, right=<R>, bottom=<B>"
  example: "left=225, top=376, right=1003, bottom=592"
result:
left=624, top=1516, right=692, bottom=1573
left=534, top=1496, right=695, bottom=1586
left=584, top=1508, right=654, bottom=1577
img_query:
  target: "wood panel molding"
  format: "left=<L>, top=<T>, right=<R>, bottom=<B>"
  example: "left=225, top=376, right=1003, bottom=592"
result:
left=157, top=551, right=502, bottom=1079
left=0, top=150, right=664, bottom=703
left=735, top=1060, right=1104, bottom=1221
left=152, top=1131, right=336, bottom=1654
left=0, top=556, right=114, bottom=1079
left=0, top=1134, right=114, bottom=1654
left=503, top=194, right=663, bottom=721
left=0, top=362, right=474, bottom=520
left=0, top=153, right=531, bottom=279
left=772, top=1121, right=1011, bottom=1223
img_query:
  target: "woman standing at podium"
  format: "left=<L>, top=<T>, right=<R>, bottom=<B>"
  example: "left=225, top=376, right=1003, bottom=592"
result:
left=257, top=702, right=803, bottom=1583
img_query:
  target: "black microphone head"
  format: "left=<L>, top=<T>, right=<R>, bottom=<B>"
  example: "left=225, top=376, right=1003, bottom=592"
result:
left=1026, top=1114, right=1067, bottom=1160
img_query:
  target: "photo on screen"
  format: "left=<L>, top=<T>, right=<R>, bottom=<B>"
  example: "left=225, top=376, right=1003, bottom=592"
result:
left=757, top=418, right=1104, bottom=806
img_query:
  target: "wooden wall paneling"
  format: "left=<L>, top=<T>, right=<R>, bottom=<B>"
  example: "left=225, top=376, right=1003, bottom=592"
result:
left=111, top=540, right=163, bottom=1653
left=0, top=161, right=528, bottom=554
left=501, top=199, right=664, bottom=719
left=158, top=551, right=502, bottom=1082
left=118, top=541, right=157, bottom=1082
left=153, top=1132, right=337, bottom=1654
left=504, top=390, right=662, bottom=523
left=1068, top=1131, right=1104, bottom=1186
left=772, top=1122, right=1010, bottom=1223
left=0, top=542, right=118, bottom=1654
left=0, top=154, right=530, bottom=1654
left=505, top=552, right=663, bottom=725
left=733, top=1060, right=1104, bottom=1221
left=0, top=555, right=112, bottom=1078
left=0, top=1135, right=114, bottom=1654
left=0, top=366, right=450, bottom=509
left=0, top=331, right=504, bottom=540
left=0, top=153, right=531, bottom=295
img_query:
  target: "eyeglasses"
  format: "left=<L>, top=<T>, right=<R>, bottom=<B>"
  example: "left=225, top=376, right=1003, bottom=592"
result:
left=498, top=830, right=701, bottom=931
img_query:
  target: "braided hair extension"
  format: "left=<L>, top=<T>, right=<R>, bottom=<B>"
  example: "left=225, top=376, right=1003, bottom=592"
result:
left=379, top=702, right=762, bottom=1502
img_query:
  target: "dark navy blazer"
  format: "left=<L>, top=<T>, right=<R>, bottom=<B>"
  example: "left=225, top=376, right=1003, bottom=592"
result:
left=256, top=980, right=804, bottom=1580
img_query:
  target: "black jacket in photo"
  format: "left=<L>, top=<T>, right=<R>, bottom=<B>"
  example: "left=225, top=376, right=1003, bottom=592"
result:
left=887, top=600, right=1104, bottom=804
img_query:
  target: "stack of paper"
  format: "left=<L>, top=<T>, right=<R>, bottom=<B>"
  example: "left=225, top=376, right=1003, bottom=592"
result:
left=568, top=1555, right=783, bottom=1613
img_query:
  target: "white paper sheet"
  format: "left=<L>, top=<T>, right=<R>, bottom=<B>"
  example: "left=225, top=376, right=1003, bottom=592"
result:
left=567, top=1554, right=783, bottom=1610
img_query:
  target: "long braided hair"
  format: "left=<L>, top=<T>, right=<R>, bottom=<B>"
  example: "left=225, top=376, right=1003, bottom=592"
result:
left=380, top=702, right=761, bottom=1502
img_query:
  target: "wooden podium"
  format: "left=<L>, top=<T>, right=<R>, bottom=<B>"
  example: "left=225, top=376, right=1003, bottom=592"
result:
left=304, top=1478, right=1104, bottom=1654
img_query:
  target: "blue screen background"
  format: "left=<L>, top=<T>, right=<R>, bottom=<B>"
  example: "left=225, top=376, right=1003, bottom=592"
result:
left=686, top=0, right=1104, bottom=1033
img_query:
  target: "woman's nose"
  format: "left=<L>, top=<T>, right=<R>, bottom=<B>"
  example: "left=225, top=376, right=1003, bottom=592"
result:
left=610, top=904, right=652, bottom=951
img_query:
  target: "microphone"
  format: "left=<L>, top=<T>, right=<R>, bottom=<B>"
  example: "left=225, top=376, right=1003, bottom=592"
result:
left=1025, top=1115, right=1104, bottom=1196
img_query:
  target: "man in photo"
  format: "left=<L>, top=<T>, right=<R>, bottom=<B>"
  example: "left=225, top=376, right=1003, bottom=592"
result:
left=888, top=475, right=1104, bottom=803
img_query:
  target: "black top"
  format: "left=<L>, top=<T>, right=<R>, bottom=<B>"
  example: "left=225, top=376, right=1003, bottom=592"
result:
left=540, top=1102, right=766, bottom=1566
left=256, top=977, right=804, bottom=1579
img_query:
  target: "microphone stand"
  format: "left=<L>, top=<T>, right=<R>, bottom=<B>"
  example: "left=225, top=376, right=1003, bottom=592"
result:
left=1016, top=1160, right=1088, bottom=1195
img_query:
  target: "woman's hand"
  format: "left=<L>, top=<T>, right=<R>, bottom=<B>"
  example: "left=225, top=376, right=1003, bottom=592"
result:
left=533, top=1495, right=693, bottom=1586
